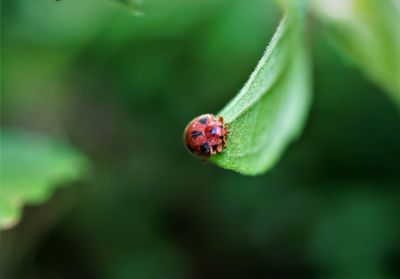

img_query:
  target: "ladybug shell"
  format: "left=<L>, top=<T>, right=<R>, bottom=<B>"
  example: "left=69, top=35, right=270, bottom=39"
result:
left=184, top=114, right=228, bottom=158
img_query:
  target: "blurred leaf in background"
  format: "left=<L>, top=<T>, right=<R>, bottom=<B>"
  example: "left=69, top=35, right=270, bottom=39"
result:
left=311, top=0, right=400, bottom=107
left=0, top=130, right=88, bottom=229
left=113, top=0, right=145, bottom=15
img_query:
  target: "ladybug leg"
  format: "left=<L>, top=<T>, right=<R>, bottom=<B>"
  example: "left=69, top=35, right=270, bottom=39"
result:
left=224, top=124, right=229, bottom=134
left=223, top=124, right=229, bottom=147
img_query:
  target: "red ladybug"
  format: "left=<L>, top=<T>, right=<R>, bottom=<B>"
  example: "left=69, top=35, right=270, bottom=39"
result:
left=184, top=114, right=228, bottom=158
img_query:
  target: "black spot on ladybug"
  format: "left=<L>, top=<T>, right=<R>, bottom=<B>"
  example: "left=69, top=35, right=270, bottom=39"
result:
left=199, top=117, right=208, bottom=124
left=200, top=143, right=211, bottom=155
left=191, top=130, right=202, bottom=139
left=220, top=136, right=224, bottom=139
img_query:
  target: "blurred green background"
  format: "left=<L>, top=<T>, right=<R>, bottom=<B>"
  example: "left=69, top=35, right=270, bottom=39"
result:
left=1, top=0, right=400, bottom=278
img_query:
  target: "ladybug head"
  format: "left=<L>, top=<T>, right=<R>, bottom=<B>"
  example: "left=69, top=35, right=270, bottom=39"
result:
left=205, top=124, right=224, bottom=138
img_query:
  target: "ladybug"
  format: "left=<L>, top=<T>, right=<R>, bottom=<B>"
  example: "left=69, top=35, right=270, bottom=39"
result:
left=184, top=114, right=228, bottom=158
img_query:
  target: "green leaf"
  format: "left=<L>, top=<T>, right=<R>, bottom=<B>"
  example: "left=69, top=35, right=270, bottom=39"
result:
left=211, top=8, right=312, bottom=175
left=0, top=129, right=88, bottom=230
left=311, top=0, right=400, bottom=107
